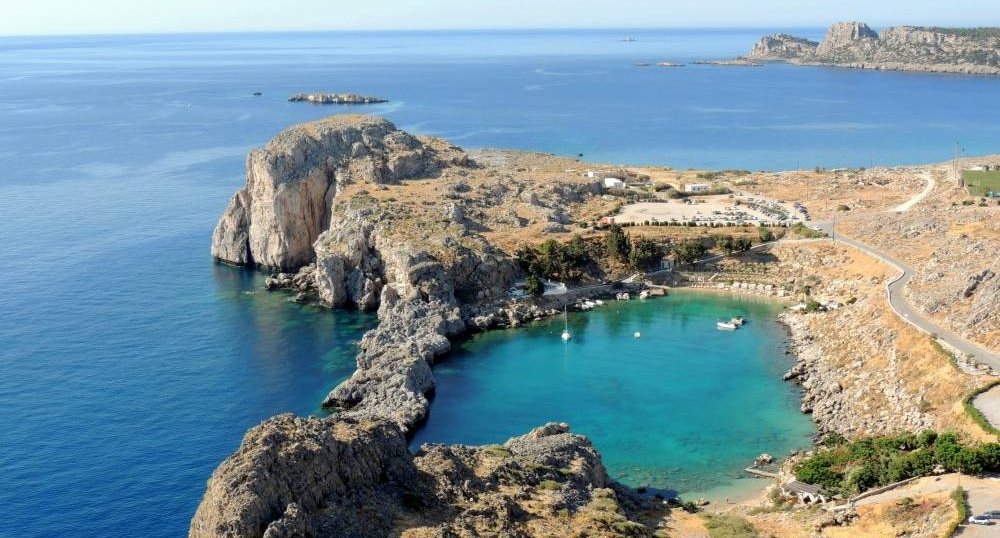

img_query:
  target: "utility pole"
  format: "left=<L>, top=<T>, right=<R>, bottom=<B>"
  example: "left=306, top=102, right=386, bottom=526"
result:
left=954, top=142, right=964, bottom=187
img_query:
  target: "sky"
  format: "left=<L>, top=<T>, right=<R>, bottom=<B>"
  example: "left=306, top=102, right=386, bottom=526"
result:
left=2, top=0, right=999, bottom=36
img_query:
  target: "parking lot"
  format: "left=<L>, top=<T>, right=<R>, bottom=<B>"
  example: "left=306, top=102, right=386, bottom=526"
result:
left=611, top=193, right=808, bottom=227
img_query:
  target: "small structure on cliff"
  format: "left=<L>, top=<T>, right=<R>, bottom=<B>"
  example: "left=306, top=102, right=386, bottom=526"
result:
left=781, top=480, right=829, bottom=504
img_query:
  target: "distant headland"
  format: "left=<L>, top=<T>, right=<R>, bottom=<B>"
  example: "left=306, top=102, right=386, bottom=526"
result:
left=725, top=21, right=1000, bottom=75
left=288, top=93, right=388, bottom=104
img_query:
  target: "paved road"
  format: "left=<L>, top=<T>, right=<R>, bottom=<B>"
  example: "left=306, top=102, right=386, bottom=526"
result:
left=813, top=219, right=1000, bottom=372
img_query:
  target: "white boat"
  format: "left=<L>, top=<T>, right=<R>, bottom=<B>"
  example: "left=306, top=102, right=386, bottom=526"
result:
left=561, top=305, right=571, bottom=341
left=717, top=320, right=737, bottom=330
left=633, top=331, right=641, bottom=338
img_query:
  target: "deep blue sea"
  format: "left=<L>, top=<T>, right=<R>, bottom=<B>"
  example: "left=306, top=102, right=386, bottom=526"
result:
left=2, top=29, right=999, bottom=538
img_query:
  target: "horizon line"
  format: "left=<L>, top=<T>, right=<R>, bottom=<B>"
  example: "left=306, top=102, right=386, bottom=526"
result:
left=4, top=21, right=996, bottom=39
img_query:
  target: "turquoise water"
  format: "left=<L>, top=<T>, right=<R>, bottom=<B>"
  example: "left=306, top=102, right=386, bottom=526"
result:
left=412, top=292, right=815, bottom=498
left=2, top=28, right=995, bottom=537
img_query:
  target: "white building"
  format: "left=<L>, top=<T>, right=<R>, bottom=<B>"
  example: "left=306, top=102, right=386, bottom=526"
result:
left=604, top=177, right=625, bottom=189
left=684, top=183, right=709, bottom=193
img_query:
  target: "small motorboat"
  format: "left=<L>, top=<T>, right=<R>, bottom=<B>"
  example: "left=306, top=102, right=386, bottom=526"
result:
left=717, top=320, right=737, bottom=330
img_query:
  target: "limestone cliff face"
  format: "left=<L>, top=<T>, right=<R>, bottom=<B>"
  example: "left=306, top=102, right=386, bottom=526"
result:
left=211, top=115, right=442, bottom=271
left=740, top=21, right=1000, bottom=74
left=189, top=415, right=415, bottom=538
left=213, top=115, right=520, bottom=431
left=746, top=33, right=818, bottom=60
left=814, top=21, right=879, bottom=59
left=190, top=419, right=642, bottom=538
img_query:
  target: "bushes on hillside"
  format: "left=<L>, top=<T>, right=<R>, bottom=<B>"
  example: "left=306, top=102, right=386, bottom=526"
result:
left=794, top=430, right=1000, bottom=496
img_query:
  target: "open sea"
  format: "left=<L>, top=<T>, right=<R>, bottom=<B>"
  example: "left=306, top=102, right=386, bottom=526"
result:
left=2, top=28, right=999, bottom=538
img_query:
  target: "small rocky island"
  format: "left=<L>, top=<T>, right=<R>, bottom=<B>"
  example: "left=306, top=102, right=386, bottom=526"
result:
left=288, top=93, right=388, bottom=104
left=731, top=21, right=1000, bottom=75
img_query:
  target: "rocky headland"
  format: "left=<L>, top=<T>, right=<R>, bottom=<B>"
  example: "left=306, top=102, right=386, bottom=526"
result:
left=288, top=93, right=388, bottom=104
left=202, top=115, right=999, bottom=538
left=737, top=21, right=1000, bottom=75
left=191, top=418, right=646, bottom=538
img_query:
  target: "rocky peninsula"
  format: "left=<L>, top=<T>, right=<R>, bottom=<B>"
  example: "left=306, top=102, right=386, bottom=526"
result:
left=288, top=93, right=388, bottom=104
left=203, top=114, right=1000, bottom=537
left=735, top=21, right=1000, bottom=75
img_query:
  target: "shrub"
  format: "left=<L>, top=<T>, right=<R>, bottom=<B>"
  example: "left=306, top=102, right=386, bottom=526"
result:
left=525, top=274, right=544, bottom=297
left=701, top=514, right=760, bottom=538
left=538, top=479, right=560, bottom=490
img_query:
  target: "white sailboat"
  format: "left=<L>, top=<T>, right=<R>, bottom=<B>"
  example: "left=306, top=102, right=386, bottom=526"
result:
left=561, top=305, right=572, bottom=341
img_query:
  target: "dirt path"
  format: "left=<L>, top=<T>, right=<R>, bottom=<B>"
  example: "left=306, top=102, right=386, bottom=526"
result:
left=892, top=171, right=936, bottom=213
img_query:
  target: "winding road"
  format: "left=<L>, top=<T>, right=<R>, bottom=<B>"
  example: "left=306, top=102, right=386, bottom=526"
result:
left=813, top=172, right=1000, bottom=372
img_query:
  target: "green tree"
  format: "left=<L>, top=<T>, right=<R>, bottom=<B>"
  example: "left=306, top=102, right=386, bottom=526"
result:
left=758, top=226, right=775, bottom=242
left=628, top=237, right=662, bottom=270
left=525, top=273, right=543, bottom=297
left=717, top=235, right=735, bottom=255
left=604, top=224, right=631, bottom=262
left=734, top=237, right=753, bottom=252
left=672, top=239, right=707, bottom=265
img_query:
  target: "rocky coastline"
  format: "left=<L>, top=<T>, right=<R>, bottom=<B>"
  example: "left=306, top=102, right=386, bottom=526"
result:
left=727, top=21, right=1000, bottom=75
left=288, top=93, right=388, bottom=104
left=190, top=418, right=646, bottom=538
left=200, top=114, right=994, bottom=537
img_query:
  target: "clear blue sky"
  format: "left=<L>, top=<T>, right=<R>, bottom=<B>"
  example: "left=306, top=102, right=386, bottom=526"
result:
left=2, top=0, right=998, bottom=36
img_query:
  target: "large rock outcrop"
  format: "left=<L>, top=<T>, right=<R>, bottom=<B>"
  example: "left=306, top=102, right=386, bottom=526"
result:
left=746, top=33, right=818, bottom=60
left=189, top=415, right=416, bottom=538
left=738, top=21, right=1000, bottom=75
left=191, top=418, right=644, bottom=538
left=211, top=115, right=442, bottom=271
left=814, top=21, right=879, bottom=58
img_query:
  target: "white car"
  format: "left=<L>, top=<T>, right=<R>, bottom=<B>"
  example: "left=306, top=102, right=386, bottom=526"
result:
left=969, top=514, right=995, bottom=525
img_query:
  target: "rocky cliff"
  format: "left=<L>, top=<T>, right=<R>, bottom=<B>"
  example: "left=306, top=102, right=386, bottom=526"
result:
left=746, top=33, right=818, bottom=59
left=743, top=21, right=1000, bottom=75
left=211, top=115, right=445, bottom=271
left=190, top=418, right=646, bottom=538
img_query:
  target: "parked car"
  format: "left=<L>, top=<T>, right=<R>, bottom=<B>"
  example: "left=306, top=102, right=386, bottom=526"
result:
left=969, top=514, right=995, bottom=525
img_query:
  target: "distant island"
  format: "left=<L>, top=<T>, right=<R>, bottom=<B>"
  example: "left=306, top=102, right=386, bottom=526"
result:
left=725, top=21, right=1000, bottom=75
left=288, top=93, right=388, bottom=104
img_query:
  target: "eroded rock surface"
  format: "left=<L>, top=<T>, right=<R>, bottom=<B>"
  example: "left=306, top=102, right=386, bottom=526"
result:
left=211, top=115, right=444, bottom=270
left=742, top=21, right=1000, bottom=75
left=190, top=418, right=645, bottom=538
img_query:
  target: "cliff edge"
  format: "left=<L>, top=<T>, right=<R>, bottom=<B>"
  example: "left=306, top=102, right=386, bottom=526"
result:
left=211, top=115, right=444, bottom=271
left=743, top=21, right=1000, bottom=75
left=190, top=418, right=645, bottom=538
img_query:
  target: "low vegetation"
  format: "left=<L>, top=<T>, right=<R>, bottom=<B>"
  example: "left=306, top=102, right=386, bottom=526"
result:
left=790, top=223, right=826, bottom=239
left=963, top=380, right=1000, bottom=437
left=701, top=514, right=760, bottom=538
left=794, top=431, right=1000, bottom=496
left=962, top=169, right=1000, bottom=196
left=945, top=486, right=968, bottom=537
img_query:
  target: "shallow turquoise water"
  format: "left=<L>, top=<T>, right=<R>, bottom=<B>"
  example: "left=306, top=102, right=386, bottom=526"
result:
left=412, top=291, right=815, bottom=497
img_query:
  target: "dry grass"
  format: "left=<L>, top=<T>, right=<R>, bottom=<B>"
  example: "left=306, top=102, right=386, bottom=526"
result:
left=823, top=493, right=954, bottom=538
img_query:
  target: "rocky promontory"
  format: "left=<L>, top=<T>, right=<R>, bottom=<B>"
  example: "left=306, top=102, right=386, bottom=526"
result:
left=740, top=21, right=1000, bottom=75
left=191, top=417, right=645, bottom=538
left=288, top=93, right=387, bottom=104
